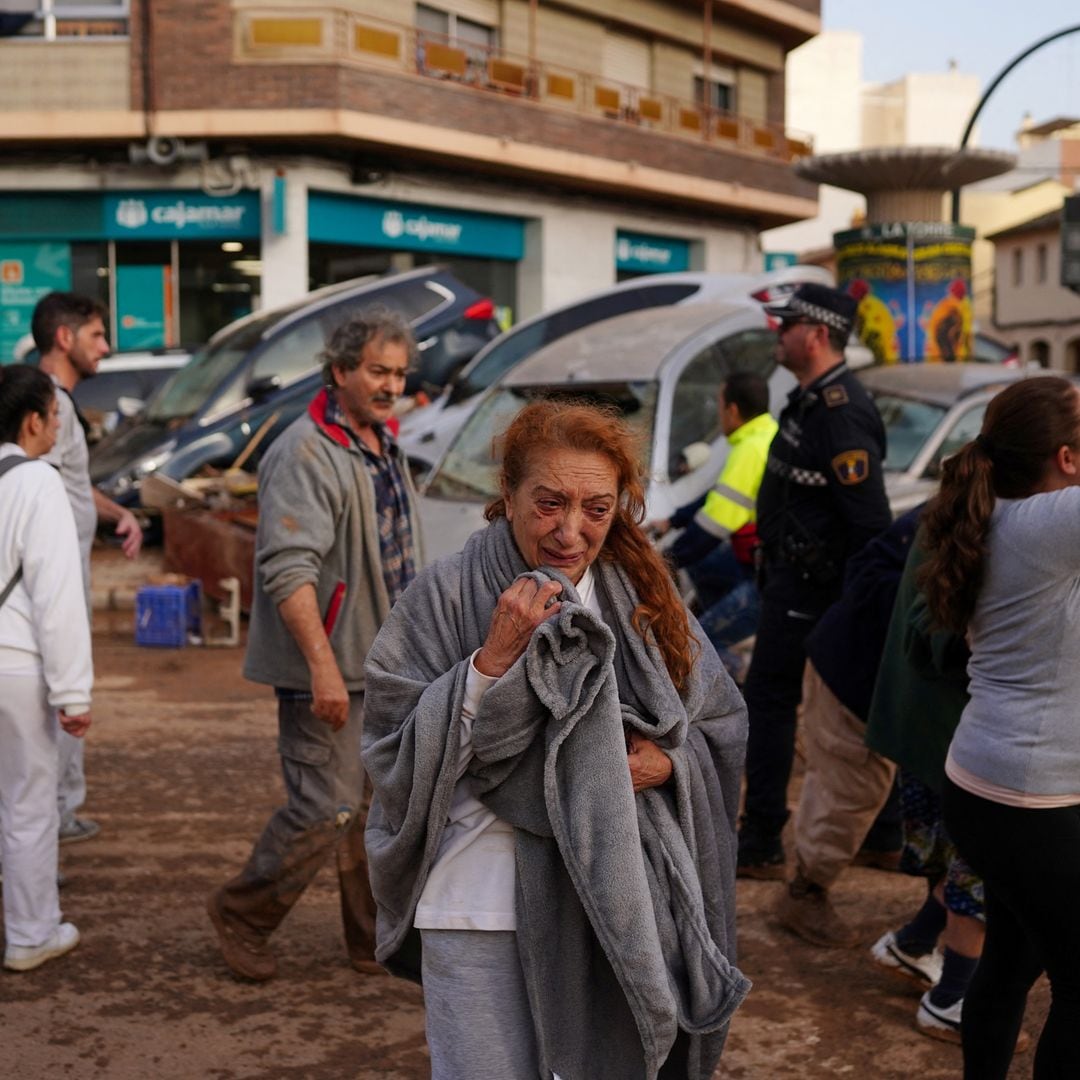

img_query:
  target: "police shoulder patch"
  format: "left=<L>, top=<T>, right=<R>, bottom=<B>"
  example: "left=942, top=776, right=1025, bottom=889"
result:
left=823, top=385, right=849, bottom=407
left=831, top=449, right=869, bottom=485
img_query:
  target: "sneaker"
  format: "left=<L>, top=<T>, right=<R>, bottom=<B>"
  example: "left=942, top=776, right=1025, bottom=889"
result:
left=207, top=888, right=277, bottom=982
left=915, top=991, right=962, bottom=1044
left=870, top=930, right=943, bottom=989
left=58, top=818, right=100, bottom=845
left=775, top=876, right=858, bottom=948
left=4, top=922, right=80, bottom=972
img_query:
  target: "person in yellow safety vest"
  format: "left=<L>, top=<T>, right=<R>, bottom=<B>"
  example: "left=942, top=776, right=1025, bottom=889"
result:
left=650, top=372, right=778, bottom=680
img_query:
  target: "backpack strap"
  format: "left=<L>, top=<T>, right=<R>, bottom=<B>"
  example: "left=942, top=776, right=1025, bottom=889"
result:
left=0, top=454, right=36, bottom=610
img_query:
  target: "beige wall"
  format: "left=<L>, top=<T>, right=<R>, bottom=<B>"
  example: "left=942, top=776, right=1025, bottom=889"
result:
left=0, top=41, right=130, bottom=111
left=534, top=5, right=603, bottom=72
left=993, top=228, right=1080, bottom=370
left=961, top=179, right=1070, bottom=324
left=737, top=68, right=767, bottom=123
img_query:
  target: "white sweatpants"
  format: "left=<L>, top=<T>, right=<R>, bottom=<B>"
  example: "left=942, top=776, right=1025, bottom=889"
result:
left=0, top=674, right=62, bottom=947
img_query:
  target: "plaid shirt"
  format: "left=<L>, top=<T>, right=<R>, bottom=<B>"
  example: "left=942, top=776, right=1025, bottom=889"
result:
left=325, top=389, right=417, bottom=608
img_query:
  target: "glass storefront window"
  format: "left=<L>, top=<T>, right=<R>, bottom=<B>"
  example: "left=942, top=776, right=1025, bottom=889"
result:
left=179, top=241, right=260, bottom=347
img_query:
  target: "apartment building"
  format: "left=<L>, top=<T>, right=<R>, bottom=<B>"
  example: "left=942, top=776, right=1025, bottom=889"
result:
left=0, top=0, right=819, bottom=355
left=988, top=209, right=1080, bottom=371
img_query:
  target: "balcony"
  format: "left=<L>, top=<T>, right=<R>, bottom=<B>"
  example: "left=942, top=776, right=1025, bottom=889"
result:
left=212, top=6, right=815, bottom=225
left=234, top=9, right=812, bottom=167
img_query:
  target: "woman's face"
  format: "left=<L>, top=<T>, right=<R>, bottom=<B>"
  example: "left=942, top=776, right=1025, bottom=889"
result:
left=504, top=448, right=619, bottom=584
left=27, top=394, right=60, bottom=458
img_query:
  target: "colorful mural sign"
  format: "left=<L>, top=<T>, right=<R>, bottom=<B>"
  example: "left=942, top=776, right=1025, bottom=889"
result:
left=835, top=222, right=975, bottom=363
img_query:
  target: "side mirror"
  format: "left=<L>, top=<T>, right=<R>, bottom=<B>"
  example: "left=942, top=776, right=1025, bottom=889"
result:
left=248, top=374, right=282, bottom=403
left=116, top=395, right=145, bottom=418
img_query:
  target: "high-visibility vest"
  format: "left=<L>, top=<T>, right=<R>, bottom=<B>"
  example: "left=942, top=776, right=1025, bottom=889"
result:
left=692, top=411, right=779, bottom=548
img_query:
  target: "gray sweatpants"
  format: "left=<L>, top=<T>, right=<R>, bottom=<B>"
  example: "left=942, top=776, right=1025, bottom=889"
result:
left=420, top=928, right=543, bottom=1080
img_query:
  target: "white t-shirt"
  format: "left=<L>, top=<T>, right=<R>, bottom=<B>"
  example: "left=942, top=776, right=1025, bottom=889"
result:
left=414, top=568, right=600, bottom=931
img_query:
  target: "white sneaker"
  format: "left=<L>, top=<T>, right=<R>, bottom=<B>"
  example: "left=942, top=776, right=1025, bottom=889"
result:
left=870, top=930, right=944, bottom=988
left=4, top=922, right=80, bottom=972
left=915, top=990, right=962, bottom=1044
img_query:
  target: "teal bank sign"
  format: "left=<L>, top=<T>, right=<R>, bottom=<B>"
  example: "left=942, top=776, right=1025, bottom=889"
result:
left=308, top=194, right=525, bottom=260
left=615, top=231, right=690, bottom=274
left=0, top=191, right=260, bottom=241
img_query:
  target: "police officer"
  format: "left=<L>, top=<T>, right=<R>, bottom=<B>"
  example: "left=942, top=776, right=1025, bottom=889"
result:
left=738, top=282, right=891, bottom=878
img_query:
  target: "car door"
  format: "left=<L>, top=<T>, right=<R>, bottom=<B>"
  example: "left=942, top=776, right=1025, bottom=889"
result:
left=651, top=319, right=780, bottom=520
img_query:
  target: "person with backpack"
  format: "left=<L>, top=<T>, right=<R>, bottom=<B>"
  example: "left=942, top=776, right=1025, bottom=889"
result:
left=0, top=364, right=92, bottom=972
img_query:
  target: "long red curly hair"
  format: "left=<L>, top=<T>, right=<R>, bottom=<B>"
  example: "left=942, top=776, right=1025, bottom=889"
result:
left=485, top=399, right=699, bottom=692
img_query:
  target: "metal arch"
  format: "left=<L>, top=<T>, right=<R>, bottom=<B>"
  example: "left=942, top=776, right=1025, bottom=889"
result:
left=951, top=23, right=1080, bottom=223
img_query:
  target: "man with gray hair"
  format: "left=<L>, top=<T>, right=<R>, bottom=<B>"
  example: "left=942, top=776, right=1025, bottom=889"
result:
left=208, top=307, right=422, bottom=982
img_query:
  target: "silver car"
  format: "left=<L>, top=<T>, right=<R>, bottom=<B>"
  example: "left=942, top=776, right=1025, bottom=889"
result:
left=417, top=299, right=795, bottom=561
left=857, top=363, right=1035, bottom=516
left=399, top=265, right=835, bottom=475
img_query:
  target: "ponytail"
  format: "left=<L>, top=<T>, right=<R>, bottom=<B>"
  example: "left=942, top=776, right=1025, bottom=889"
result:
left=918, top=440, right=995, bottom=634
left=918, top=375, right=1080, bottom=634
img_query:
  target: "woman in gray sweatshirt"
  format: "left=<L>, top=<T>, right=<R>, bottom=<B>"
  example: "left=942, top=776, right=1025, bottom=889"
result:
left=918, top=375, right=1080, bottom=1080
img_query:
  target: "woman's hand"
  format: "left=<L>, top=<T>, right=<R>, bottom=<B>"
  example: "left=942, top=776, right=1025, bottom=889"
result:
left=59, top=710, right=91, bottom=738
left=474, top=578, right=563, bottom=678
left=627, top=731, right=673, bottom=792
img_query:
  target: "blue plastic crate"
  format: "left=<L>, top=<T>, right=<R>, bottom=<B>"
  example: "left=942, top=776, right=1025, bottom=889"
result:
left=135, top=582, right=201, bottom=648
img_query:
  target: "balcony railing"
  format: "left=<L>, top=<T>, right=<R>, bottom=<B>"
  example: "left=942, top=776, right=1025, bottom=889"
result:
left=233, top=7, right=813, bottom=164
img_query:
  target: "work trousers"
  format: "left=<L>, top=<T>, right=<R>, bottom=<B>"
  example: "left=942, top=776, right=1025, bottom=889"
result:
left=58, top=557, right=92, bottom=830
left=794, top=662, right=895, bottom=889
left=0, top=674, right=62, bottom=947
left=741, top=594, right=821, bottom=838
left=218, top=692, right=376, bottom=962
left=944, top=779, right=1080, bottom=1080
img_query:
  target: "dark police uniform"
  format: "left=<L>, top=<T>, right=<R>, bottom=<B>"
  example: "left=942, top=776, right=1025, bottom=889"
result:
left=740, top=359, right=891, bottom=867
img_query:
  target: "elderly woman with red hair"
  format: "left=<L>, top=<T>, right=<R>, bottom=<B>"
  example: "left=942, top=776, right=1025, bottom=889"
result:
left=363, top=399, right=749, bottom=1080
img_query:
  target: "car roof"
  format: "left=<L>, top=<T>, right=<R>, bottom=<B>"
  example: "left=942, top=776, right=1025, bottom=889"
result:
left=503, top=300, right=764, bottom=385
left=203, top=265, right=449, bottom=347
left=606, top=264, right=833, bottom=297
left=857, top=363, right=1027, bottom=408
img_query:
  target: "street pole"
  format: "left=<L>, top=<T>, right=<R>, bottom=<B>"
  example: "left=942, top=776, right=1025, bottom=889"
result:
left=951, top=24, right=1080, bottom=224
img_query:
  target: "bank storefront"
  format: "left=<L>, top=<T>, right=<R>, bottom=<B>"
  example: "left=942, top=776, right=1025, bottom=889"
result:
left=0, top=190, right=261, bottom=358
left=615, top=230, right=692, bottom=281
left=306, top=192, right=525, bottom=318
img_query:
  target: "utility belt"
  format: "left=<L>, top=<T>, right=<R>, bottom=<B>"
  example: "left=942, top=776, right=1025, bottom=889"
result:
left=758, top=513, right=840, bottom=589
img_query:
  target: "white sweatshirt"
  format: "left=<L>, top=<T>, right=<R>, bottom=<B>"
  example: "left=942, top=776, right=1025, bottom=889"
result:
left=0, top=444, right=92, bottom=715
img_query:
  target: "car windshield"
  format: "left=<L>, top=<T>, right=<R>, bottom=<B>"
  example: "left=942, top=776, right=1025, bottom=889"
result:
left=145, top=305, right=305, bottom=422
left=425, top=381, right=659, bottom=501
left=873, top=393, right=948, bottom=472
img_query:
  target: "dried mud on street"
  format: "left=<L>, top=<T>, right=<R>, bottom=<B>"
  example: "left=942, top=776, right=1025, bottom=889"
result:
left=0, top=551, right=1047, bottom=1080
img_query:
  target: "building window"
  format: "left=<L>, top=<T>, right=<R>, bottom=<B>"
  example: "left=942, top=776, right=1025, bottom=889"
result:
left=2, top=1, right=129, bottom=39
left=416, top=4, right=496, bottom=54
left=694, top=75, right=735, bottom=114
left=1012, top=247, right=1024, bottom=287
left=1036, top=242, right=1048, bottom=284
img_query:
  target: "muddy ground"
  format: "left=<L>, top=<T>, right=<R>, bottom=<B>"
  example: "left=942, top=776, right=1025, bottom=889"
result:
left=0, top=550, right=1047, bottom=1079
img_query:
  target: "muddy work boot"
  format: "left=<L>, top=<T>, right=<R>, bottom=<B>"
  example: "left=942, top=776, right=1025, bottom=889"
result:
left=775, top=872, right=858, bottom=948
left=736, top=823, right=786, bottom=881
left=207, top=887, right=277, bottom=982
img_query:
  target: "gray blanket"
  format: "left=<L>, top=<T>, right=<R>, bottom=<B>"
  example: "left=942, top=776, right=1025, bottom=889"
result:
left=363, top=518, right=750, bottom=1080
